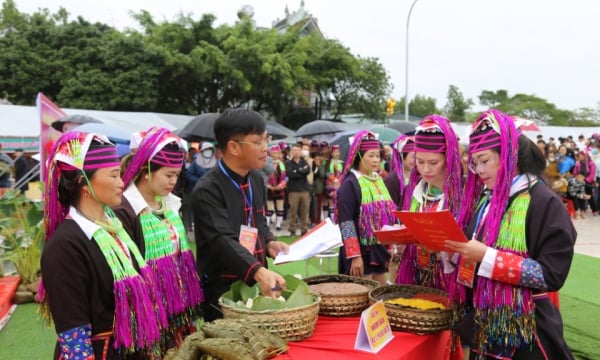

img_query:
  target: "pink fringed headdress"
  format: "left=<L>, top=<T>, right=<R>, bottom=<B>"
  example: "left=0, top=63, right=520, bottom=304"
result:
left=401, top=115, right=463, bottom=217
left=390, top=134, right=415, bottom=194
left=44, top=132, right=119, bottom=241
left=457, top=109, right=520, bottom=236
left=339, top=130, right=380, bottom=185
left=121, top=127, right=188, bottom=188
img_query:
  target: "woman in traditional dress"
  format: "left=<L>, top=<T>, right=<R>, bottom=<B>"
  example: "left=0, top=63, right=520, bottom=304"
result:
left=396, top=115, right=464, bottom=301
left=447, top=109, right=576, bottom=359
left=324, top=144, right=344, bottom=219
left=39, top=132, right=165, bottom=359
left=114, top=127, right=203, bottom=350
left=266, top=145, right=287, bottom=230
left=336, top=130, right=396, bottom=285
left=383, top=134, right=416, bottom=207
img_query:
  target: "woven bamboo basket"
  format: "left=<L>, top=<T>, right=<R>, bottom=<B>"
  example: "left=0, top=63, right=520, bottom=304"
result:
left=304, top=274, right=379, bottom=317
left=369, top=284, right=452, bottom=335
left=218, top=295, right=320, bottom=341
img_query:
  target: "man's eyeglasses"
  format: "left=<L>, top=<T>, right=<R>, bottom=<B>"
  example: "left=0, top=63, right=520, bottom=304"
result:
left=468, top=155, right=498, bottom=174
left=234, top=136, right=272, bottom=148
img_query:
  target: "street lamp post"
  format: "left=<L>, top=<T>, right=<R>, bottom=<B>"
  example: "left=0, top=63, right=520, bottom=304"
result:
left=404, top=0, right=420, bottom=121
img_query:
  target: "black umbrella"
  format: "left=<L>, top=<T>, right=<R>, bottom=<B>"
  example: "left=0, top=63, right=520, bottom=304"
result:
left=51, top=114, right=103, bottom=132
left=387, top=121, right=417, bottom=134
left=176, top=113, right=221, bottom=142
left=294, top=120, right=343, bottom=138
left=329, top=130, right=359, bottom=162
left=266, top=122, right=291, bottom=140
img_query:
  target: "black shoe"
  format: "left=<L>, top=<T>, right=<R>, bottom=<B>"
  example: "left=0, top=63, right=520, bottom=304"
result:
left=289, top=231, right=296, bottom=237
left=276, top=227, right=281, bottom=231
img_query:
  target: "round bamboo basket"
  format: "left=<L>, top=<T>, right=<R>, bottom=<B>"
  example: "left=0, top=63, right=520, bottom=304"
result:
left=304, top=274, right=379, bottom=317
left=369, top=284, right=452, bottom=335
left=218, top=295, right=320, bottom=341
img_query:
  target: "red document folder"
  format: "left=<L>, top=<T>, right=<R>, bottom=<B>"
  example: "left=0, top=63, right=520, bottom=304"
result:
left=392, top=210, right=467, bottom=251
left=374, top=226, right=418, bottom=246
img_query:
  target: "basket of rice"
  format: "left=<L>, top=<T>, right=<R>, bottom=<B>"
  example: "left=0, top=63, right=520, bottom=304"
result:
left=218, top=275, right=320, bottom=341
left=369, top=284, right=452, bottom=335
left=304, top=274, right=380, bottom=317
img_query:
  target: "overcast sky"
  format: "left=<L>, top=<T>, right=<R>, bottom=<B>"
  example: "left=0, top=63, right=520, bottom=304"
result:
left=15, top=0, right=600, bottom=112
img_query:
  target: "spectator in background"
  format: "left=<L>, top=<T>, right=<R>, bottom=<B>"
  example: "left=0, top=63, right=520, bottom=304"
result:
left=13, top=148, right=29, bottom=194
left=266, top=146, right=287, bottom=230
left=187, top=142, right=216, bottom=189
left=568, top=172, right=590, bottom=219
left=320, top=141, right=331, bottom=161
left=285, top=143, right=311, bottom=236
left=576, top=134, right=587, bottom=151
left=324, top=144, right=343, bottom=220
left=0, top=144, right=12, bottom=195
left=536, top=139, right=548, bottom=157
left=573, top=150, right=597, bottom=215
left=310, top=151, right=326, bottom=224
left=557, top=144, right=575, bottom=176
left=546, top=150, right=568, bottom=196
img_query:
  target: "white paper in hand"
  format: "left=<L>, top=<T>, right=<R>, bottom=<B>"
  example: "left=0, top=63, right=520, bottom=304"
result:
left=273, top=218, right=342, bottom=264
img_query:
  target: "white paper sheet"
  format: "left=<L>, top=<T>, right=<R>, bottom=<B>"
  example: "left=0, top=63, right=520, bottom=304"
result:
left=273, top=218, right=342, bottom=264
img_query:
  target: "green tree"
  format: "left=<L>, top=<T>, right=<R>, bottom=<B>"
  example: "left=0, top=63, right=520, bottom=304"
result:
left=443, top=85, right=473, bottom=122
left=408, top=94, right=438, bottom=117
left=478, top=89, right=508, bottom=108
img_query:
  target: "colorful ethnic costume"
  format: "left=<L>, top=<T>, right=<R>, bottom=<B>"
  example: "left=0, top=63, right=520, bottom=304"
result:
left=40, top=132, right=165, bottom=359
left=337, top=131, right=396, bottom=277
left=266, top=146, right=287, bottom=229
left=396, top=115, right=464, bottom=307
left=456, top=110, right=576, bottom=359
left=115, top=128, right=203, bottom=349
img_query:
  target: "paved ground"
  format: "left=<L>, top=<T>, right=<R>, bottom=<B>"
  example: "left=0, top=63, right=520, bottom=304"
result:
left=571, top=214, right=600, bottom=258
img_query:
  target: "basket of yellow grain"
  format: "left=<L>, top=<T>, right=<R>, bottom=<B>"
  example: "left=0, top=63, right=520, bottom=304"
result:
left=304, top=274, right=380, bottom=317
left=218, top=275, right=320, bottom=341
left=368, top=284, right=452, bottom=335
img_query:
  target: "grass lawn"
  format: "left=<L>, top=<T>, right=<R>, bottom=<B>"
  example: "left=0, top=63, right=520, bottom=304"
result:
left=0, top=242, right=596, bottom=359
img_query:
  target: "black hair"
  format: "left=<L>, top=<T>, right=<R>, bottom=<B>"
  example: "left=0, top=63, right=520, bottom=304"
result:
left=517, top=135, right=546, bottom=177
left=214, top=108, right=266, bottom=150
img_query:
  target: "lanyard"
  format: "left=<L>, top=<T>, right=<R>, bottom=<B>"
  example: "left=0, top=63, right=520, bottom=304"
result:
left=218, top=160, right=254, bottom=227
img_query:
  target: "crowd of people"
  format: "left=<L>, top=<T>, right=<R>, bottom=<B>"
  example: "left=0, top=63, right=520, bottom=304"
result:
left=37, top=107, right=596, bottom=359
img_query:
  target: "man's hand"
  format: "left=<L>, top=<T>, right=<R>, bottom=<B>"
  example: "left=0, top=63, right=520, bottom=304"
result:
left=253, top=267, right=286, bottom=299
left=267, top=240, right=289, bottom=258
left=444, top=239, right=487, bottom=263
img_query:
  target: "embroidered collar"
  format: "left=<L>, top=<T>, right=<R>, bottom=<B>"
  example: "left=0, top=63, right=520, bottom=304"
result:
left=351, top=168, right=379, bottom=181
left=124, top=183, right=181, bottom=216
left=412, top=178, right=445, bottom=210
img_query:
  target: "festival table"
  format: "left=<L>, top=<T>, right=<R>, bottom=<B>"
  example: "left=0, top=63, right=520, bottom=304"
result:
left=275, top=316, right=453, bottom=360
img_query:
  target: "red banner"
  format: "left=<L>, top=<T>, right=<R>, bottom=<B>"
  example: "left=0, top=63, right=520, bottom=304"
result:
left=36, top=93, right=66, bottom=180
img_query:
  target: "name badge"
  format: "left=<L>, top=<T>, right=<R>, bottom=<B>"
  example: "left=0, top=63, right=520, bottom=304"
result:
left=239, top=225, right=258, bottom=255
left=456, top=256, right=476, bottom=288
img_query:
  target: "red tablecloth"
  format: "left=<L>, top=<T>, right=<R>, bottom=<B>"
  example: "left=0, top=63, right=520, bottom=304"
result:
left=276, top=316, right=454, bottom=360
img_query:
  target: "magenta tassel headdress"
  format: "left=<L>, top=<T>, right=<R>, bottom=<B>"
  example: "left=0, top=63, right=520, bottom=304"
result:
left=401, top=115, right=463, bottom=217
left=390, top=134, right=415, bottom=194
left=122, top=127, right=188, bottom=188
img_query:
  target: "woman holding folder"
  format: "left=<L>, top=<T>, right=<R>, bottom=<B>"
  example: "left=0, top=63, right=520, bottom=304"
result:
left=396, top=115, right=465, bottom=304
left=446, top=109, right=575, bottom=359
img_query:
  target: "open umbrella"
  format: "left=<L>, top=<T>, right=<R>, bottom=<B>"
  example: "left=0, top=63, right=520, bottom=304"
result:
left=294, top=120, right=343, bottom=138
left=387, top=121, right=417, bottom=134
left=266, top=122, right=292, bottom=140
left=176, top=113, right=221, bottom=142
left=329, top=130, right=359, bottom=162
left=513, top=116, right=541, bottom=132
left=52, top=114, right=103, bottom=132
left=370, top=126, right=402, bottom=144
left=72, top=122, right=131, bottom=144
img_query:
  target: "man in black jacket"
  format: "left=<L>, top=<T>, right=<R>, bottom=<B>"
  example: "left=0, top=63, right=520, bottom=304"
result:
left=191, top=109, right=289, bottom=321
left=285, top=143, right=311, bottom=236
